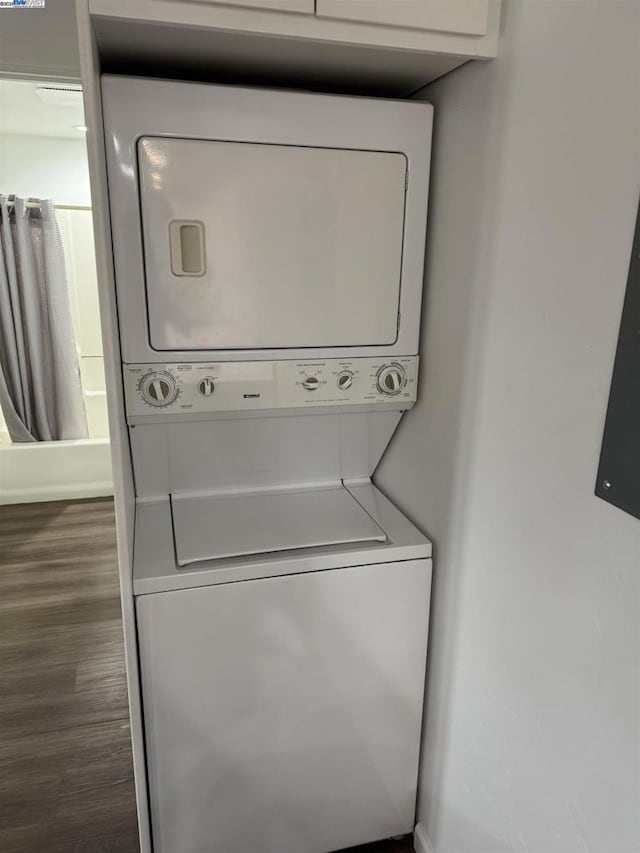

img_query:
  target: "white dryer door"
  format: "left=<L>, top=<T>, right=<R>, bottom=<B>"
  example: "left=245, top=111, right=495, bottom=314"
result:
left=137, top=137, right=407, bottom=351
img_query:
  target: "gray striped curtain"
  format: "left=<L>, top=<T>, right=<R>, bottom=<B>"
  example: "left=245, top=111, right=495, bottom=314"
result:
left=0, top=196, right=88, bottom=442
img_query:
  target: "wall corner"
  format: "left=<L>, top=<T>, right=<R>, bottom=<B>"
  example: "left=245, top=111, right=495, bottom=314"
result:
left=414, top=822, right=436, bottom=853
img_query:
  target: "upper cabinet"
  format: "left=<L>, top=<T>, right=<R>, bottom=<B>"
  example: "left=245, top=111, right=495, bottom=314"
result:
left=316, top=0, right=489, bottom=36
left=88, top=0, right=501, bottom=95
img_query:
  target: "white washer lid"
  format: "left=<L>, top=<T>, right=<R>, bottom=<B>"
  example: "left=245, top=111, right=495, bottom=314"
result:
left=170, top=486, right=387, bottom=567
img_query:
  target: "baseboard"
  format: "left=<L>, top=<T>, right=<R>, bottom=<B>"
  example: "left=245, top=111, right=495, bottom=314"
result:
left=1, top=481, right=113, bottom=505
left=414, top=822, right=436, bottom=853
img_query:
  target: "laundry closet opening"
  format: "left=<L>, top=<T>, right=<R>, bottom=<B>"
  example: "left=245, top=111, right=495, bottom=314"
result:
left=0, top=78, right=112, bottom=505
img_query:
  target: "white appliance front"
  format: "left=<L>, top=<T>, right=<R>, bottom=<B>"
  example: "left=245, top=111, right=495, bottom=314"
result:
left=101, top=76, right=433, bottom=364
left=136, top=558, right=431, bottom=853
left=138, top=137, right=407, bottom=351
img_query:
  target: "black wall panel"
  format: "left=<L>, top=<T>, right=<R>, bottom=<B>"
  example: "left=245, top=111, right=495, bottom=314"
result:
left=596, top=196, right=640, bottom=519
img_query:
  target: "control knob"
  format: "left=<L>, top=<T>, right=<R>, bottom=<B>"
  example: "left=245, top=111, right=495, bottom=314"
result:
left=336, top=371, right=354, bottom=391
left=139, top=371, right=179, bottom=407
left=198, top=377, right=216, bottom=397
left=302, top=376, right=321, bottom=391
left=376, top=363, right=406, bottom=397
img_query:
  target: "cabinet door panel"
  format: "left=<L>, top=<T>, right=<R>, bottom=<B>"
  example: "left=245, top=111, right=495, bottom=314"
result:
left=317, top=0, right=489, bottom=36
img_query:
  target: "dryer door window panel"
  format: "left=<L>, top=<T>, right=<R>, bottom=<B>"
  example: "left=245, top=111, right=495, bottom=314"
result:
left=137, top=137, right=407, bottom=351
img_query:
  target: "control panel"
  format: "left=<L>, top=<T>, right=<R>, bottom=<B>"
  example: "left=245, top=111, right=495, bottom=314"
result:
left=123, top=356, right=418, bottom=417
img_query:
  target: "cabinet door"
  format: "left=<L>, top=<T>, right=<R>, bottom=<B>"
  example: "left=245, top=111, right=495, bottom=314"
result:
left=316, top=0, right=489, bottom=36
left=191, top=0, right=314, bottom=12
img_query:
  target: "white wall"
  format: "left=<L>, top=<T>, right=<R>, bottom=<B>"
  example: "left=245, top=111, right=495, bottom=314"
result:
left=0, top=132, right=91, bottom=205
left=375, top=2, right=640, bottom=851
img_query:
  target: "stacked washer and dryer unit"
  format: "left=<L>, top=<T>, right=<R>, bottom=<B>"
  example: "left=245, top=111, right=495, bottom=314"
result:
left=102, top=76, right=433, bottom=853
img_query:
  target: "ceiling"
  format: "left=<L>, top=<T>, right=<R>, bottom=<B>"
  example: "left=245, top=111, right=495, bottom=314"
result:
left=0, top=78, right=86, bottom=138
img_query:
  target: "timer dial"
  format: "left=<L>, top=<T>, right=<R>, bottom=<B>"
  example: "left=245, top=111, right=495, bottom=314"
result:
left=376, top=363, right=406, bottom=397
left=139, top=371, right=179, bottom=407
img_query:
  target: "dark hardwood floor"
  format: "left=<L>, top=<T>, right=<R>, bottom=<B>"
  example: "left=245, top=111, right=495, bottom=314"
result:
left=0, top=498, right=414, bottom=853
left=0, top=498, right=137, bottom=853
